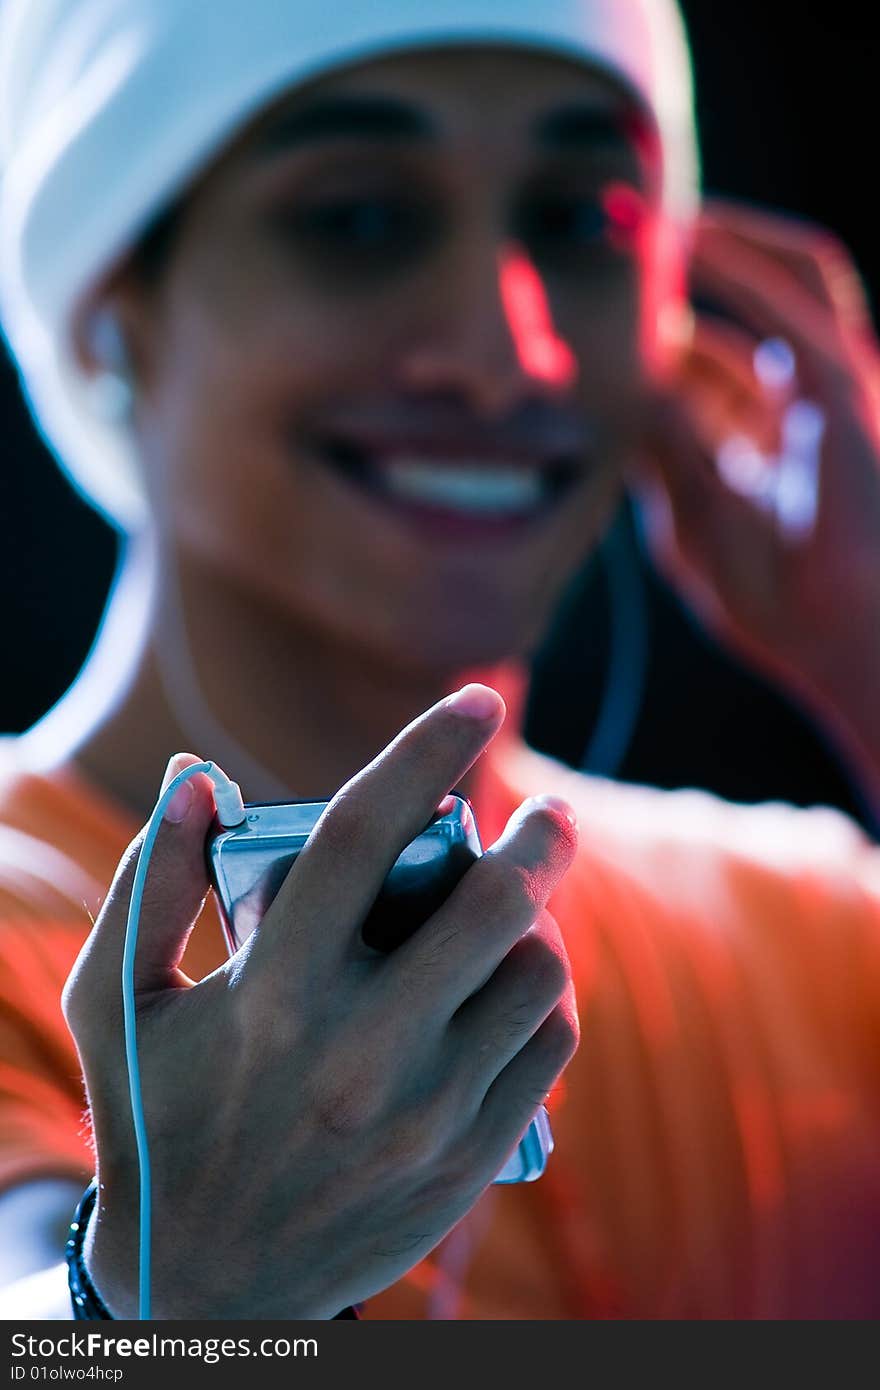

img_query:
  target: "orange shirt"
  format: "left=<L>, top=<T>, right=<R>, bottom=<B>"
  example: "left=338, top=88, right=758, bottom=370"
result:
left=1, top=735, right=879, bottom=1318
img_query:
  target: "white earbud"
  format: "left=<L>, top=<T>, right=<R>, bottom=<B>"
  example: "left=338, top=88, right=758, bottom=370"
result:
left=84, top=308, right=135, bottom=423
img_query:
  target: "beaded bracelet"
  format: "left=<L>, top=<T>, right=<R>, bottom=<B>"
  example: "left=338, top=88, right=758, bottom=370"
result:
left=66, top=1178, right=360, bottom=1320
left=66, top=1179, right=112, bottom=1319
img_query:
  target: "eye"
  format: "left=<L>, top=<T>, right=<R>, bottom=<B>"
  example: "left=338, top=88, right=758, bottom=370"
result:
left=516, top=181, right=646, bottom=265
left=521, top=193, right=607, bottom=243
left=303, top=197, right=401, bottom=243
left=273, top=193, right=436, bottom=262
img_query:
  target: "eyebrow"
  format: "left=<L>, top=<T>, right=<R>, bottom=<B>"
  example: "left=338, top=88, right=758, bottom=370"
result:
left=258, top=95, right=432, bottom=151
left=533, top=102, right=651, bottom=152
left=256, top=93, right=646, bottom=156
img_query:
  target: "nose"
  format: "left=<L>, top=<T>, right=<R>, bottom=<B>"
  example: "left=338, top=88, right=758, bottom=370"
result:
left=397, top=239, right=578, bottom=418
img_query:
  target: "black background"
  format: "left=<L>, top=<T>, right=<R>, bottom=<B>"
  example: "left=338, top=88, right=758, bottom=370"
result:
left=1, top=1, right=877, bottom=823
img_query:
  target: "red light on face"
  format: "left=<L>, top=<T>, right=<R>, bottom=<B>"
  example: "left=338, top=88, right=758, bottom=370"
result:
left=498, top=245, right=578, bottom=390
left=600, top=181, right=647, bottom=251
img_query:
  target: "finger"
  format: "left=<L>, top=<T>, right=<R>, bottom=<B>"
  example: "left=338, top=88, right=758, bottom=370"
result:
left=251, top=684, right=506, bottom=978
left=682, top=315, right=784, bottom=453
left=688, top=314, right=762, bottom=399
left=451, top=908, right=573, bottom=1087
left=385, top=794, right=577, bottom=1020
left=639, top=387, right=762, bottom=513
left=63, top=754, right=218, bottom=1022
left=700, top=198, right=875, bottom=339
left=690, top=226, right=855, bottom=399
left=470, top=999, right=579, bottom=1178
left=636, top=399, right=780, bottom=616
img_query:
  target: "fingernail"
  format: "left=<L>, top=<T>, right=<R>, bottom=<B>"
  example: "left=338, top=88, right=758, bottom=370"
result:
left=527, top=794, right=578, bottom=830
left=160, top=755, right=195, bottom=825
left=753, top=337, right=797, bottom=393
left=445, top=684, right=504, bottom=720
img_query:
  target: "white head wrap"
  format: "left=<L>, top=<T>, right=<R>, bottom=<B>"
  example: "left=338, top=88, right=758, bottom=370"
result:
left=0, top=0, right=699, bottom=531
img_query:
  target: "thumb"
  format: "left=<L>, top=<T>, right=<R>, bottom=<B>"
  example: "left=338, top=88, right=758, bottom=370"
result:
left=85, top=754, right=219, bottom=999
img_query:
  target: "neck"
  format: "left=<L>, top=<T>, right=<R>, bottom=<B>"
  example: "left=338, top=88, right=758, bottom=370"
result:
left=26, top=535, right=528, bottom=824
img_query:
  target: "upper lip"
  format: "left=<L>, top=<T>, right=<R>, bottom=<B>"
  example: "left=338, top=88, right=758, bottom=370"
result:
left=307, top=404, right=591, bottom=470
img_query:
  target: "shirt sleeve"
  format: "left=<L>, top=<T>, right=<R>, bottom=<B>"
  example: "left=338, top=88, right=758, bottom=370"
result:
left=0, top=917, right=93, bottom=1193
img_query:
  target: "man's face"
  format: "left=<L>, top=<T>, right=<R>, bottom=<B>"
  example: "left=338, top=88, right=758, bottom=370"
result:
left=122, top=46, right=678, bottom=676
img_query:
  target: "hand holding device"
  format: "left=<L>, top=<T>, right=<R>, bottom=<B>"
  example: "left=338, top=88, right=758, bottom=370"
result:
left=207, top=793, right=554, bottom=1184
left=62, top=685, right=579, bottom=1319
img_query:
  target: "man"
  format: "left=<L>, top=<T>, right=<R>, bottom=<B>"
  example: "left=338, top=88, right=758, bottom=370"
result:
left=0, top=0, right=879, bottom=1318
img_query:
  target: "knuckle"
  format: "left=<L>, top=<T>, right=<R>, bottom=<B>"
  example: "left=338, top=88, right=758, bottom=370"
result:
left=520, top=1085, right=556, bottom=1117
left=489, top=999, right=538, bottom=1049
left=516, top=1010, right=578, bottom=1101
left=60, top=933, right=110, bottom=1037
left=543, top=1003, right=580, bottom=1069
left=313, top=789, right=369, bottom=861
left=498, top=937, right=568, bottom=1022
left=473, top=855, right=534, bottom=922
left=524, top=936, right=570, bottom=1003
left=60, top=969, right=86, bottom=1033
left=535, top=904, right=565, bottom=944
left=408, top=922, right=463, bottom=976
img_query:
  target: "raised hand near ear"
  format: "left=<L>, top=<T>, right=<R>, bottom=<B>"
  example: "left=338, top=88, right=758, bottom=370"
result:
left=636, top=199, right=880, bottom=820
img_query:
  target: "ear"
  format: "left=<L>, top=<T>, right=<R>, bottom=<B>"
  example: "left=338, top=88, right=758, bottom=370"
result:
left=70, top=261, right=157, bottom=385
left=79, top=303, right=130, bottom=376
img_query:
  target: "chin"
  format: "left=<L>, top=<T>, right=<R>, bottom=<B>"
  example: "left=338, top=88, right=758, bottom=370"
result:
left=364, top=597, right=545, bottom=683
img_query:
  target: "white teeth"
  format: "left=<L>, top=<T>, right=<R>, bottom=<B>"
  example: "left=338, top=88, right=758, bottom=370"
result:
left=383, top=459, right=543, bottom=514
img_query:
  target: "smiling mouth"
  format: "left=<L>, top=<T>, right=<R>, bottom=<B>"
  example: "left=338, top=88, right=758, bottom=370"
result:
left=313, top=436, right=583, bottom=529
